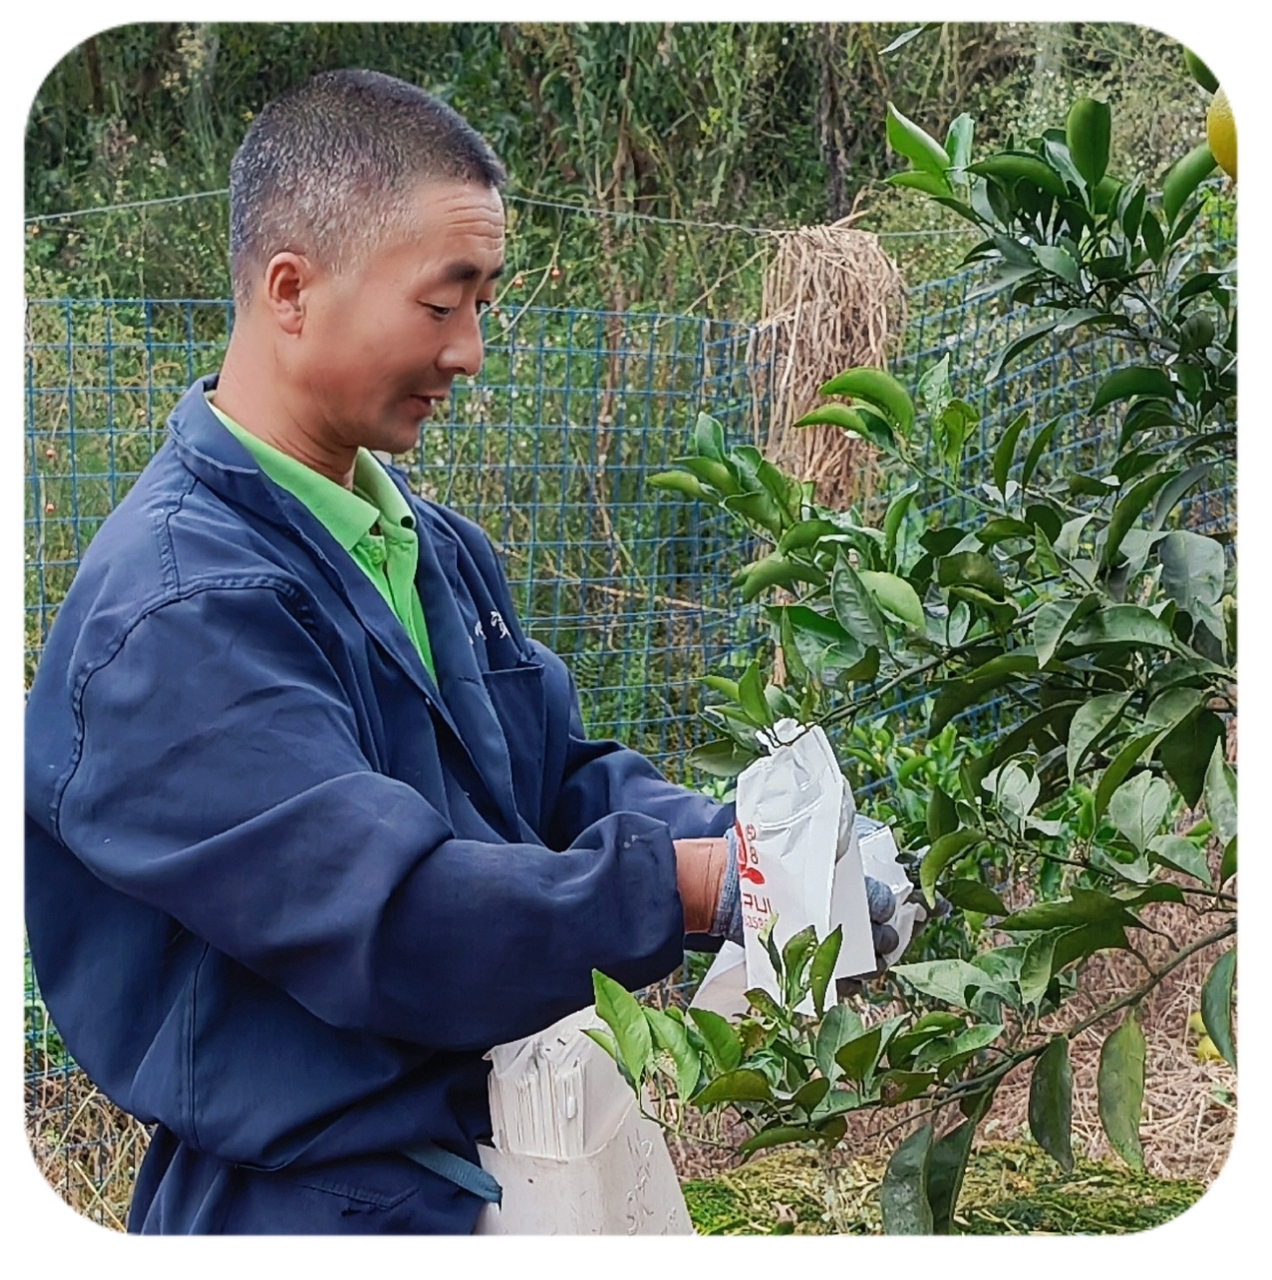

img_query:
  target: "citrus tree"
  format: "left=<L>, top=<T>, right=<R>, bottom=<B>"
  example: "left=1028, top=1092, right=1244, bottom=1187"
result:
left=591, top=81, right=1236, bottom=1233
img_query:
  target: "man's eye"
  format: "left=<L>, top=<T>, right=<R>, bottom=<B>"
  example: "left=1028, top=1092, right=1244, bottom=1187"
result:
left=425, top=304, right=453, bottom=318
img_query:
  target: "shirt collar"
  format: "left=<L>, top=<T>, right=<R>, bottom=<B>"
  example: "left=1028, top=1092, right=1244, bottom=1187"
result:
left=351, top=449, right=416, bottom=537
left=205, top=393, right=395, bottom=554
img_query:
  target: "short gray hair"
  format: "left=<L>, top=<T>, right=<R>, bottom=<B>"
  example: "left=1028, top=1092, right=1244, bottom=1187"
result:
left=229, top=69, right=505, bottom=307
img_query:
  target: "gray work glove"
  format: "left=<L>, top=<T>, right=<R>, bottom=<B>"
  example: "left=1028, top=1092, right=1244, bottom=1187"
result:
left=835, top=876, right=926, bottom=998
left=865, top=875, right=901, bottom=962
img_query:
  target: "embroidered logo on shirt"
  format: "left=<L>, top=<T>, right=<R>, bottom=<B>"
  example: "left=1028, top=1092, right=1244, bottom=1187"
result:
left=489, top=609, right=511, bottom=640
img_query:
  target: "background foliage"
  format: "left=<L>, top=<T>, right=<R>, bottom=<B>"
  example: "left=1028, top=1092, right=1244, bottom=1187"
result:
left=27, top=22, right=1217, bottom=307
left=593, top=80, right=1236, bottom=1233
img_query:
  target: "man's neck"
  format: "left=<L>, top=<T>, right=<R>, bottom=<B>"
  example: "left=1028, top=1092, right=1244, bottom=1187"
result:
left=213, top=335, right=358, bottom=490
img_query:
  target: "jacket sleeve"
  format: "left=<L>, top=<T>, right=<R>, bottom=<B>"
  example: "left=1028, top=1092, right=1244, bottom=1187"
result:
left=46, top=584, right=687, bottom=1053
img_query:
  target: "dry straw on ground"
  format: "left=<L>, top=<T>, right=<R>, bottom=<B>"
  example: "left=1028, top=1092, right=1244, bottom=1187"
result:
left=748, top=215, right=908, bottom=512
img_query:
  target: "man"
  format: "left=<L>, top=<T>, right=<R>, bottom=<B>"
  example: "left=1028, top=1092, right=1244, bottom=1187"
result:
left=24, top=67, right=746, bottom=1236
left=26, top=69, right=897, bottom=1234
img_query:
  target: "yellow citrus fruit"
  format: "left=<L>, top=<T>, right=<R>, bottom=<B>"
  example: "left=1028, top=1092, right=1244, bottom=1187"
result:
left=1196, top=1034, right=1223, bottom=1063
left=1207, top=87, right=1237, bottom=181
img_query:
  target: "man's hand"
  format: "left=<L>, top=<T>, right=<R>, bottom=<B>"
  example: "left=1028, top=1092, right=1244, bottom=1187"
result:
left=673, top=837, right=731, bottom=936
left=865, top=875, right=900, bottom=960
left=835, top=876, right=923, bottom=998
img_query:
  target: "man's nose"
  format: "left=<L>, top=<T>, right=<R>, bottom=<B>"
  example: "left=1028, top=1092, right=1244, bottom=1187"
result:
left=439, top=313, right=485, bottom=378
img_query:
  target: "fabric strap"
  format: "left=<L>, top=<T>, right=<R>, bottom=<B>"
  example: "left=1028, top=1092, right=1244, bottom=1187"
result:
left=403, top=1142, right=503, bottom=1205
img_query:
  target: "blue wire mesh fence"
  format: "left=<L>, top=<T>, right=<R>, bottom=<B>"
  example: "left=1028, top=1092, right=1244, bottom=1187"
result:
left=24, top=239, right=1235, bottom=1224
left=23, top=301, right=759, bottom=772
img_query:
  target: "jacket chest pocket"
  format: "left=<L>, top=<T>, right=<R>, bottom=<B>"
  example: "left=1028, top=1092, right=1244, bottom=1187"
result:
left=480, top=661, right=547, bottom=834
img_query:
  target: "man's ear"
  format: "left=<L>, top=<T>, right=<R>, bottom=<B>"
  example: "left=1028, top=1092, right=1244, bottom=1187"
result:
left=261, top=252, right=316, bottom=335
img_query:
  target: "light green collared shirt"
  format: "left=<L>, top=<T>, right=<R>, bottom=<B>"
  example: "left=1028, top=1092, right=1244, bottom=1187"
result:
left=208, top=394, right=435, bottom=679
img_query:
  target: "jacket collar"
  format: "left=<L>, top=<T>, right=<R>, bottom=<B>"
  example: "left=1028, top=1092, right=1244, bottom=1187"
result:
left=166, top=376, right=522, bottom=838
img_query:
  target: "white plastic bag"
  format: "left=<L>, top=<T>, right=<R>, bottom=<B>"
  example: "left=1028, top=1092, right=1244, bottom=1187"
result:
left=688, top=939, right=748, bottom=1019
left=474, top=1007, right=693, bottom=1235
left=734, top=719, right=877, bottom=1011
left=854, top=814, right=924, bottom=966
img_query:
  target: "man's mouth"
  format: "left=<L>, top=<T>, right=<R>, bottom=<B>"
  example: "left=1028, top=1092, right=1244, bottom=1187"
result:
left=409, top=394, right=443, bottom=417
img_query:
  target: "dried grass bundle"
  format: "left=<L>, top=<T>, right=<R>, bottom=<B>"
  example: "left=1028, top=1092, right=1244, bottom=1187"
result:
left=748, top=216, right=908, bottom=511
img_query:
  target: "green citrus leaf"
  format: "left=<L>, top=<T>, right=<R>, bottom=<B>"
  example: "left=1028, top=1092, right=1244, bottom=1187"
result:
left=687, top=1007, right=743, bottom=1073
left=815, top=1003, right=863, bottom=1081
left=1098, top=1010, right=1146, bottom=1170
left=644, top=1006, right=701, bottom=1102
left=592, top=969, right=653, bottom=1085
left=738, top=1125, right=821, bottom=1155
left=1019, top=931, right=1060, bottom=1005
left=880, top=1123, right=934, bottom=1234
left=693, top=411, right=726, bottom=462
left=1066, top=692, right=1131, bottom=781
left=1159, top=709, right=1225, bottom=810
left=809, top=925, right=843, bottom=1019
left=891, top=958, right=1008, bottom=1010
left=998, top=887, right=1138, bottom=932
left=926, top=785, right=958, bottom=843
left=834, top=1025, right=885, bottom=1084
left=879, top=1069, right=937, bottom=1105
left=1183, top=47, right=1219, bottom=93
left=886, top=103, right=952, bottom=180
left=937, top=550, right=1006, bottom=598
left=688, top=738, right=757, bottom=779
left=1066, top=605, right=1177, bottom=652
left=1108, top=771, right=1172, bottom=854
left=939, top=879, right=1007, bottom=916
left=858, top=569, right=925, bottom=630
left=1147, top=834, right=1212, bottom=888
left=1029, top=1036, right=1074, bottom=1172
left=648, top=470, right=711, bottom=499
left=920, top=829, right=985, bottom=908
left=927, top=1118, right=979, bottom=1234
left=1094, top=732, right=1162, bottom=821
left=968, top=153, right=1067, bottom=198
left=692, top=1068, right=774, bottom=1109
left=1090, top=366, right=1176, bottom=414
left=817, top=367, right=916, bottom=436
left=1204, top=739, right=1238, bottom=850
left=1200, top=949, right=1236, bottom=1068
left=832, top=553, right=889, bottom=651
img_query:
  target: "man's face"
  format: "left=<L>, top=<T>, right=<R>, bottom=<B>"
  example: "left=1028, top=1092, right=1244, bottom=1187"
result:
left=290, top=179, right=505, bottom=456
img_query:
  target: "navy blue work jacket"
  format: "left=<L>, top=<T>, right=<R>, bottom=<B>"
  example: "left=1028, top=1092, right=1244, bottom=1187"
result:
left=25, top=375, right=732, bottom=1234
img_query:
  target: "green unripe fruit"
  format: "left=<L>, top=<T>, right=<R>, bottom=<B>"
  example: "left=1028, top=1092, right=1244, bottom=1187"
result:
left=1075, top=787, right=1096, bottom=840
left=1179, top=313, right=1215, bottom=353
left=1183, top=48, right=1220, bottom=95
